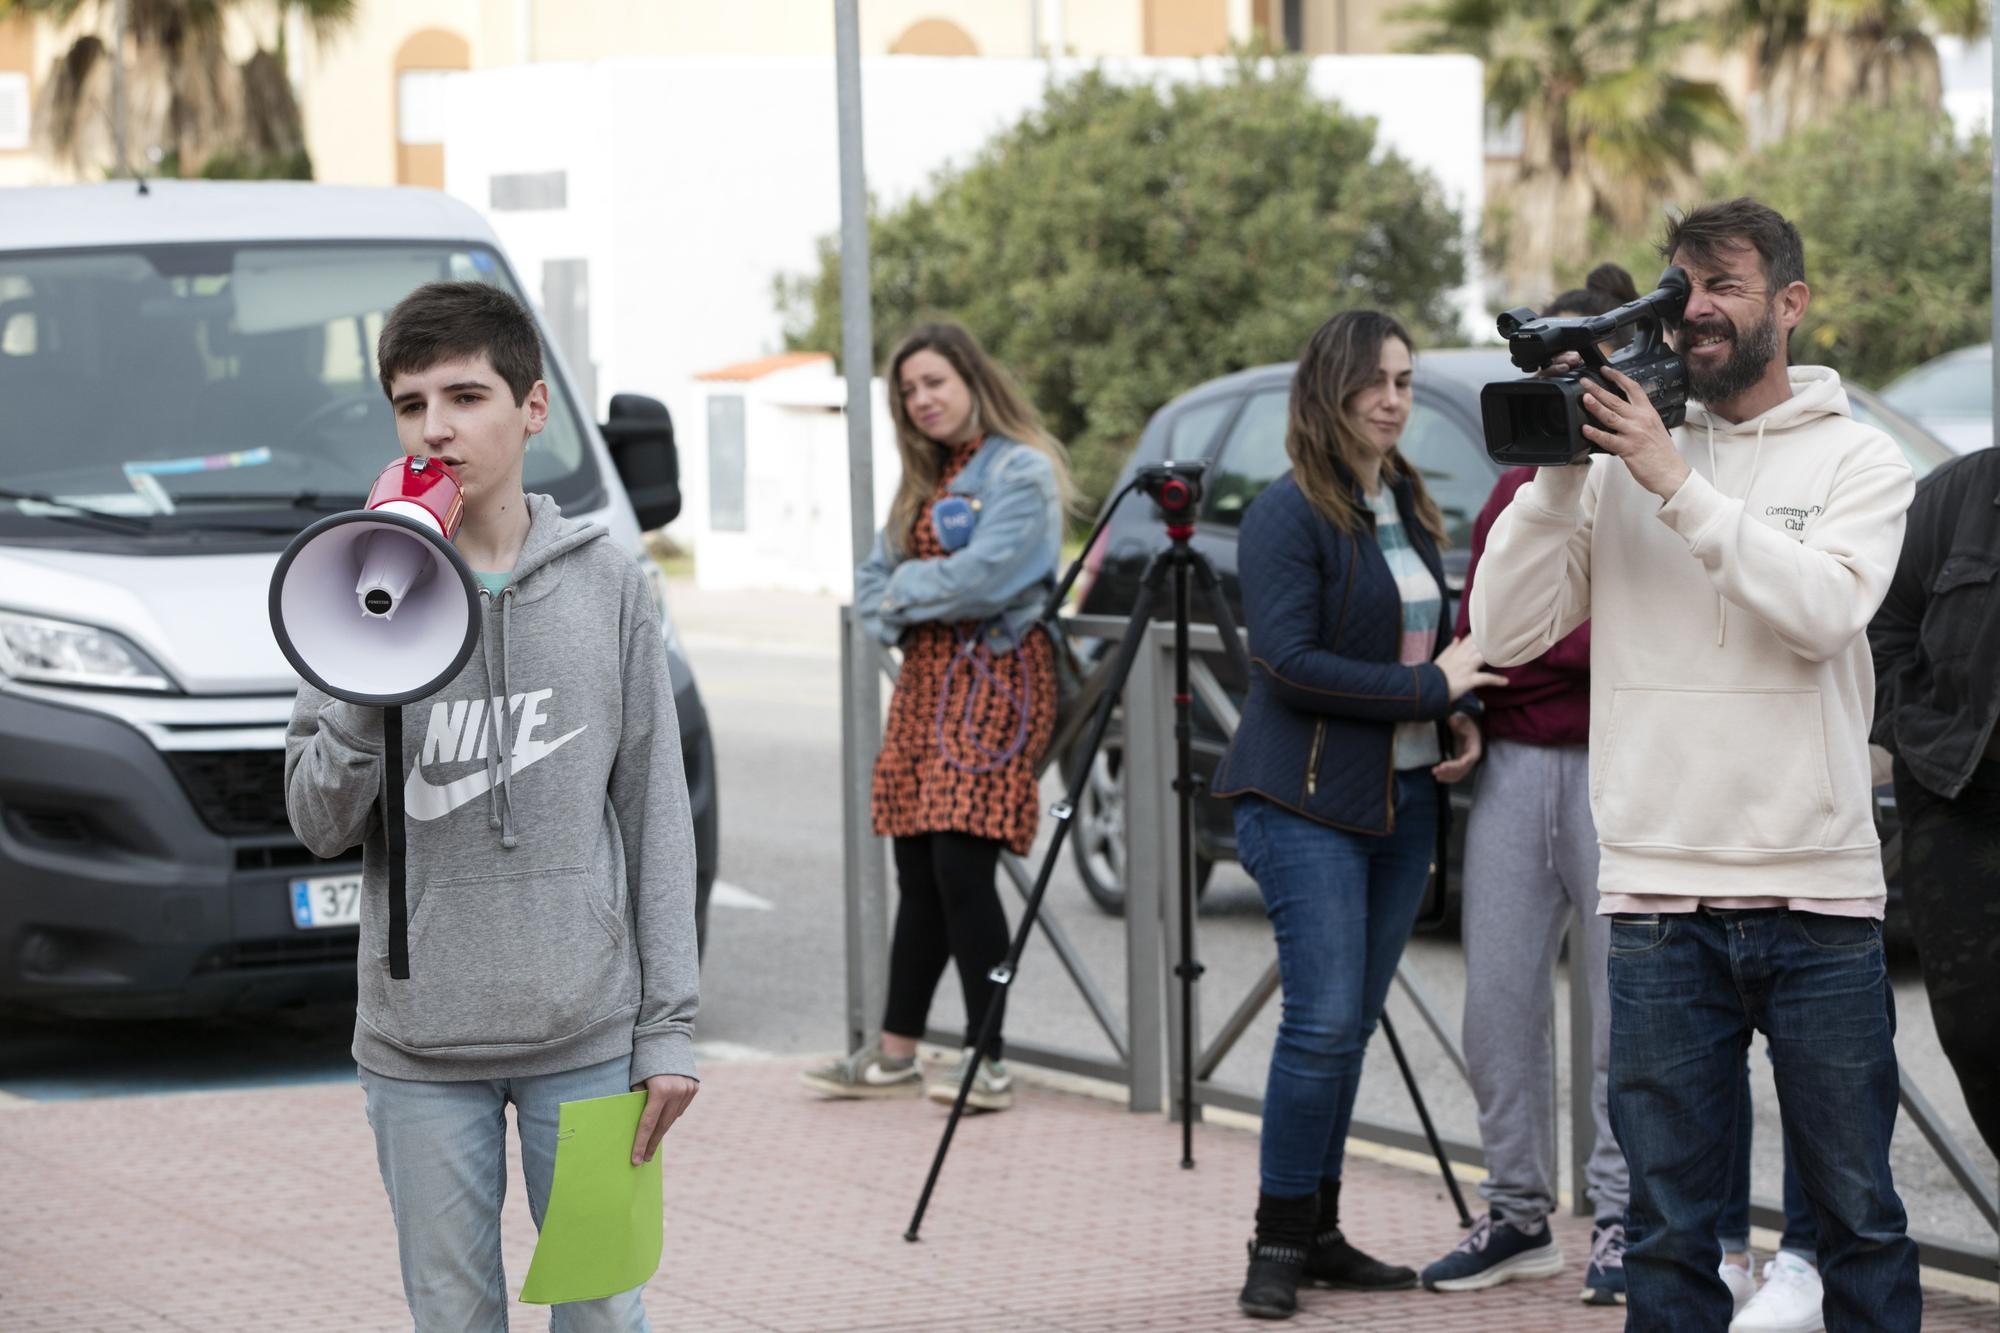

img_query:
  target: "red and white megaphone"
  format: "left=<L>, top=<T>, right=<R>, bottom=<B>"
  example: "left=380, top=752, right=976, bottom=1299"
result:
left=268, top=456, right=481, bottom=706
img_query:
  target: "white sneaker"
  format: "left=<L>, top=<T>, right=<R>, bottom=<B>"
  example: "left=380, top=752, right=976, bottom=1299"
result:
left=926, top=1048, right=1014, bottom=1110
left=1719, top=1255, right=1758, bottom=1314
left=1729, top=1252, right=1825, bottom=1333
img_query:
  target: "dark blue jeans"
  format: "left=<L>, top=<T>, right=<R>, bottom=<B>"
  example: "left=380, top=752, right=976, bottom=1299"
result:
left=1607, top=907, right=1919, bottom=1332
left=1236, top=776, right=1436, bottom=1198
left=1718, top=1045, right=1819, bottom=1260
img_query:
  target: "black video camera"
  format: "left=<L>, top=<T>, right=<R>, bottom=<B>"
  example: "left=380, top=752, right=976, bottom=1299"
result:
left=1480, top=266, right=1692, bottom=467
left=1136, top=460, right=1206, bottom=524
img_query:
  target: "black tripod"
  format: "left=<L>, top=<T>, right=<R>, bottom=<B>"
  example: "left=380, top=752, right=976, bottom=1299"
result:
left=903, top=462, right=1467, bottom=1241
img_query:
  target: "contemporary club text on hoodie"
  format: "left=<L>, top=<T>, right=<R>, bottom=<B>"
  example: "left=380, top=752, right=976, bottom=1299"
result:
left=285, top=494, right=700, bottom=1084
left=1470, top=367, right=1915, bottom=905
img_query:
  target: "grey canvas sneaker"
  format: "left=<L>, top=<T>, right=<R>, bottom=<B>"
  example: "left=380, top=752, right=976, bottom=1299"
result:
left=799, top=1043, right=923, bottom=1099
left=926, top=1048, right=1014, bottom=1111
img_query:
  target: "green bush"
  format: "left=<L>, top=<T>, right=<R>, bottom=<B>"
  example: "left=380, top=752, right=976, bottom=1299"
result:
left=1584, top=101, right=1990, bottom=389
left=777, top=56, right=1468, bottom=513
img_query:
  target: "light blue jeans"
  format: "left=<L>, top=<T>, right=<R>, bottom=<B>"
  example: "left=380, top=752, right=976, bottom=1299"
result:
left=1235, top=776, right=1437, bottom=1197
left=358, top=1054, right=654, bottom=1332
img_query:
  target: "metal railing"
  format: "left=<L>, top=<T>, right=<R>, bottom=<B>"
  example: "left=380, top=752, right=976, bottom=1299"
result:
left=840, top=610, right=1999, bottom=1279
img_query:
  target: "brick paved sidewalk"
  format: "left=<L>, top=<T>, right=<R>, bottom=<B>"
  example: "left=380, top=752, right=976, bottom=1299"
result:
left=1, top=1056, right=1991, bottom=1332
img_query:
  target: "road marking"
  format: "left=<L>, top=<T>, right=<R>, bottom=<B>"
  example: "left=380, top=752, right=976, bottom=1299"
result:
left=710, top=880, right=774, bottom=912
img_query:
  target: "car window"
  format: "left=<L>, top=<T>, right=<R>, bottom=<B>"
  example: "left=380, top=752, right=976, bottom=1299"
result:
left=1165, top=396, right=1237, bottom=463
left=1849, top=393, right=1951, bottom=481
left=1201, top=390, right=1289, bottom=526
left=1883, top=347, right=1991, bottom=417
left=1396, top=401, right=1493, bottom=551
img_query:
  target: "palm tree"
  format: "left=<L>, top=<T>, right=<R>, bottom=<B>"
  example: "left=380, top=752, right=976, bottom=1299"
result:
left=1719, top=0, right=1987, bottom=145
left=2, top=0, right=355, bottom=179
left=1402, top=0, right=1741, bottom=304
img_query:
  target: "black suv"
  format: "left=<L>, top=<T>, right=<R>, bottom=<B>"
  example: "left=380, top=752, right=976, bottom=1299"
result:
left=1067, top=349, right=1953, bottom=926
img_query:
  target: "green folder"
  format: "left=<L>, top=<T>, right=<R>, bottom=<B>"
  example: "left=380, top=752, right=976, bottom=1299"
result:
left=520, top=1091, right=663, bottom=1305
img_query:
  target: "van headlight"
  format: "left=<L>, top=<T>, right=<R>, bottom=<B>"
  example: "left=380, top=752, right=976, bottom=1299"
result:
left=0, top=611, right=174, bottom=691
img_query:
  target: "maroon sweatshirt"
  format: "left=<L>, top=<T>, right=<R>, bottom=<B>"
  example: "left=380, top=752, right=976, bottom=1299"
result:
left=1453, top=467, right=1592, bottom=747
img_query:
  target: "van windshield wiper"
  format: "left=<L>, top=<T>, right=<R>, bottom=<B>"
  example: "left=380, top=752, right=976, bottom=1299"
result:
left=164, top=491, right=361, bottom=512
left=0, top=486, right=155, bottom=534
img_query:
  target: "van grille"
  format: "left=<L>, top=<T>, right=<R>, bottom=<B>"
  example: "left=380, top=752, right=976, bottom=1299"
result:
left=195, top=933, right=358, bottom=972
left=166, top=749, right=293, bottom=836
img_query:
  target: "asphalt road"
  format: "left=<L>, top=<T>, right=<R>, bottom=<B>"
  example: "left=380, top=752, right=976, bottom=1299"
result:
left=4, top=577, right=1993, bottom=1261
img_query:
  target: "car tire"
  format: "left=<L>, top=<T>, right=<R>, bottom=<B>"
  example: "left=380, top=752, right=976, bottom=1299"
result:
left=1067, top=715, right=1213, bottom=917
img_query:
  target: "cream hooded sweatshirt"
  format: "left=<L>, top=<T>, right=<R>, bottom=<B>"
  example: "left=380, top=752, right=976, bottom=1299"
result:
left=1470, top=367, right=1914, bottom=902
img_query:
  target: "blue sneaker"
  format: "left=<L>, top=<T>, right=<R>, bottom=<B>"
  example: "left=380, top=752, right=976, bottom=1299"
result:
left=1581, top=1219, right=1627, bottom=1305
left=1421, top=1211, right=1564, bottom=1292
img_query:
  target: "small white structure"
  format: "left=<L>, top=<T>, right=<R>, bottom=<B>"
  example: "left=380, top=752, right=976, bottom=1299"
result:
left=677, top=353, right=901, bottom=598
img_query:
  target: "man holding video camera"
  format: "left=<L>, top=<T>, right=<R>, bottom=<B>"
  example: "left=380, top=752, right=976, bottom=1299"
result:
left=1470, top=198, right=1919, bottom=1331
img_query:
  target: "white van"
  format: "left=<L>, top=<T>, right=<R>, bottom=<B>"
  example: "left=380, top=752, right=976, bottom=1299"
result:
left=0, top=182, right=716, bottom=1013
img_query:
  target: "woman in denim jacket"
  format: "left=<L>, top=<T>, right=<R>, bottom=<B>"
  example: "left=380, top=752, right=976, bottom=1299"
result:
left=1210, top=311, right=1498, bottom=1318
left=802, top=321, right=1070, bottom=1112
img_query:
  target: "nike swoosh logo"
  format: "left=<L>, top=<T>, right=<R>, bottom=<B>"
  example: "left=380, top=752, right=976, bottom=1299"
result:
left=404, top=726, right=587, bottom=821
left=861, top=1062, right=916, bottom=1086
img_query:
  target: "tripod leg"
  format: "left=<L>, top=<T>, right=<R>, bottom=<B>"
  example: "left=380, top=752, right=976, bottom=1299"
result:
left=1187, top=548, right=1252, bottom=682
left=904, top=554, right=1172, bottom=1242
left=1169, top=545, right=1203, bottom=1169
left=1380, top=1011, right=1474, bottom=1227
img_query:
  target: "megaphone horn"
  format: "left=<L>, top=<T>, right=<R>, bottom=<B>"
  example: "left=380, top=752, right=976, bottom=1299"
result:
left=268, top=456, right=480, bottom=707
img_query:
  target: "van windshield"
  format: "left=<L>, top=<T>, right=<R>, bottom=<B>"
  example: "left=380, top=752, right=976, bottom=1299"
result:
left=0, top=242, right=602, bottom=540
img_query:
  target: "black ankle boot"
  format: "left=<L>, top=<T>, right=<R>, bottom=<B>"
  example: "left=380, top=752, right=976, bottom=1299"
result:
left=1304, top=1179, right=1417, bottom=1291
left=1239, top=1191, right=1314, bottom=1319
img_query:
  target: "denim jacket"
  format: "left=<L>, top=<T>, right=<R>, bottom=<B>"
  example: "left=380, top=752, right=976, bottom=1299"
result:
left=854, top=434, right=1062, bottom=654
left=1211, top=470, right=1469, bottom=835
left=1870, top=447, right=2000, bottom=799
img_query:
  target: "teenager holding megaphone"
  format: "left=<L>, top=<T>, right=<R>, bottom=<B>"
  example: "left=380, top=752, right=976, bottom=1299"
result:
left=282, top=281, right=698, bottom=1331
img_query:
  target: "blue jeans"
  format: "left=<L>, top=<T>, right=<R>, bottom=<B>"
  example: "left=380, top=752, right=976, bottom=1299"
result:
left=1236, top=776, right=1437, bottom=1198
left=1607, top=908, right=1918, bottom=1332
left=359, top=1054, right=654, bottom=1332
left=1718, top=1045, right=1819, bottom=1261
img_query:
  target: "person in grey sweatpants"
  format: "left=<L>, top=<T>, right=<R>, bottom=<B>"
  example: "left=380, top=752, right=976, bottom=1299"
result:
left=1420, top=461, right=1630, bottom=1305
left=1463, top=741, right=1625, bottom=1236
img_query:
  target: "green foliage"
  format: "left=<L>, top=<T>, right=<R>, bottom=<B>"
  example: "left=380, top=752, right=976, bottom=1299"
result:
left=776, top=56, right=1468, bottom=512
left=1588, top=101, right=1990, bottom=389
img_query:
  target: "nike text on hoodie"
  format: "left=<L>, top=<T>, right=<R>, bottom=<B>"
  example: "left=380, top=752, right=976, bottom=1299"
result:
left=1469, top=368, right=1915, bottom=902
left=284, top=493, right=700, bottom=1084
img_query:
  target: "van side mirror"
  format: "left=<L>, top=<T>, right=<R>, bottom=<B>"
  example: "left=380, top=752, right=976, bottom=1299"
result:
left=601, top=394, right=681, bottom=530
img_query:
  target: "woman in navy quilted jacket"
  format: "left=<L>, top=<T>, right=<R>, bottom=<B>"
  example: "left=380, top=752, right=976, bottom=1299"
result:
left=1211, top=310, right=1499, bottom=1320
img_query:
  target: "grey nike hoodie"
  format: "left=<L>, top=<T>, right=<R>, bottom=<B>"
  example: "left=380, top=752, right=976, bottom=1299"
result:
left=285, top=493, right=699, bottom=1084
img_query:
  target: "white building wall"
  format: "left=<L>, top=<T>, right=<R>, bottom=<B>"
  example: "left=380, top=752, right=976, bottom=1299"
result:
left=438, top=52, right=1483, bottom=590
left=442, top=52, right=1486, bottom=403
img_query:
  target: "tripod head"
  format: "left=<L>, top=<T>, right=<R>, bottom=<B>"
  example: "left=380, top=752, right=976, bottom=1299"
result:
left=1135, top=460, right=1207, bottom=539
left=1045, top=459, right=1211, bottom=620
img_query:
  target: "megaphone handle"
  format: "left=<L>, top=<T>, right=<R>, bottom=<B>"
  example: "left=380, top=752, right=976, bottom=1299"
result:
left=384, top=705, right=411, bottom=981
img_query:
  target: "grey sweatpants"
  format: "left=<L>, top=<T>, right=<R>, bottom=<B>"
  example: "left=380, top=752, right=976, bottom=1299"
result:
left=1462, top=739, right=1628, bottom=1224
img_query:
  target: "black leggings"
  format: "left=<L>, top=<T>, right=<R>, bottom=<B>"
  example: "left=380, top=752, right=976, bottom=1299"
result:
left=1894, top=756, right=2000, bottom=1156
left=883, top=832, right=1009, bottom=1060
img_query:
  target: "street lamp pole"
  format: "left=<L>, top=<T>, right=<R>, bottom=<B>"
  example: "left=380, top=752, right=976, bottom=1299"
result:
left=834, top=0, right=889, bottom=1056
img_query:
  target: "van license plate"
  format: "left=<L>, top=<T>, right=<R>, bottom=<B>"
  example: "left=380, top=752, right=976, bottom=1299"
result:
left=291, top=875, right=363, bottom=930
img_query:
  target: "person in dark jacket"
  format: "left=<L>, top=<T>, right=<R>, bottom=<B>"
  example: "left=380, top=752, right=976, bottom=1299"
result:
left=1211, top=310, right=1499, bottom=1320
left=1869, top=444, right=2000, bottom=1155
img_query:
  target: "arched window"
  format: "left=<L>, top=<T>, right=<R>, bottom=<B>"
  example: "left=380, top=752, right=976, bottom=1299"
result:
left=888, top=19, right=979, bottom=57
left=392, top=28, right=471, bottom=189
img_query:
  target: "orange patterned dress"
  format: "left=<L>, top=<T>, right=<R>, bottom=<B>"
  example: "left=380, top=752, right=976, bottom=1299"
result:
left=871, top=440, right=1058, bottom=857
